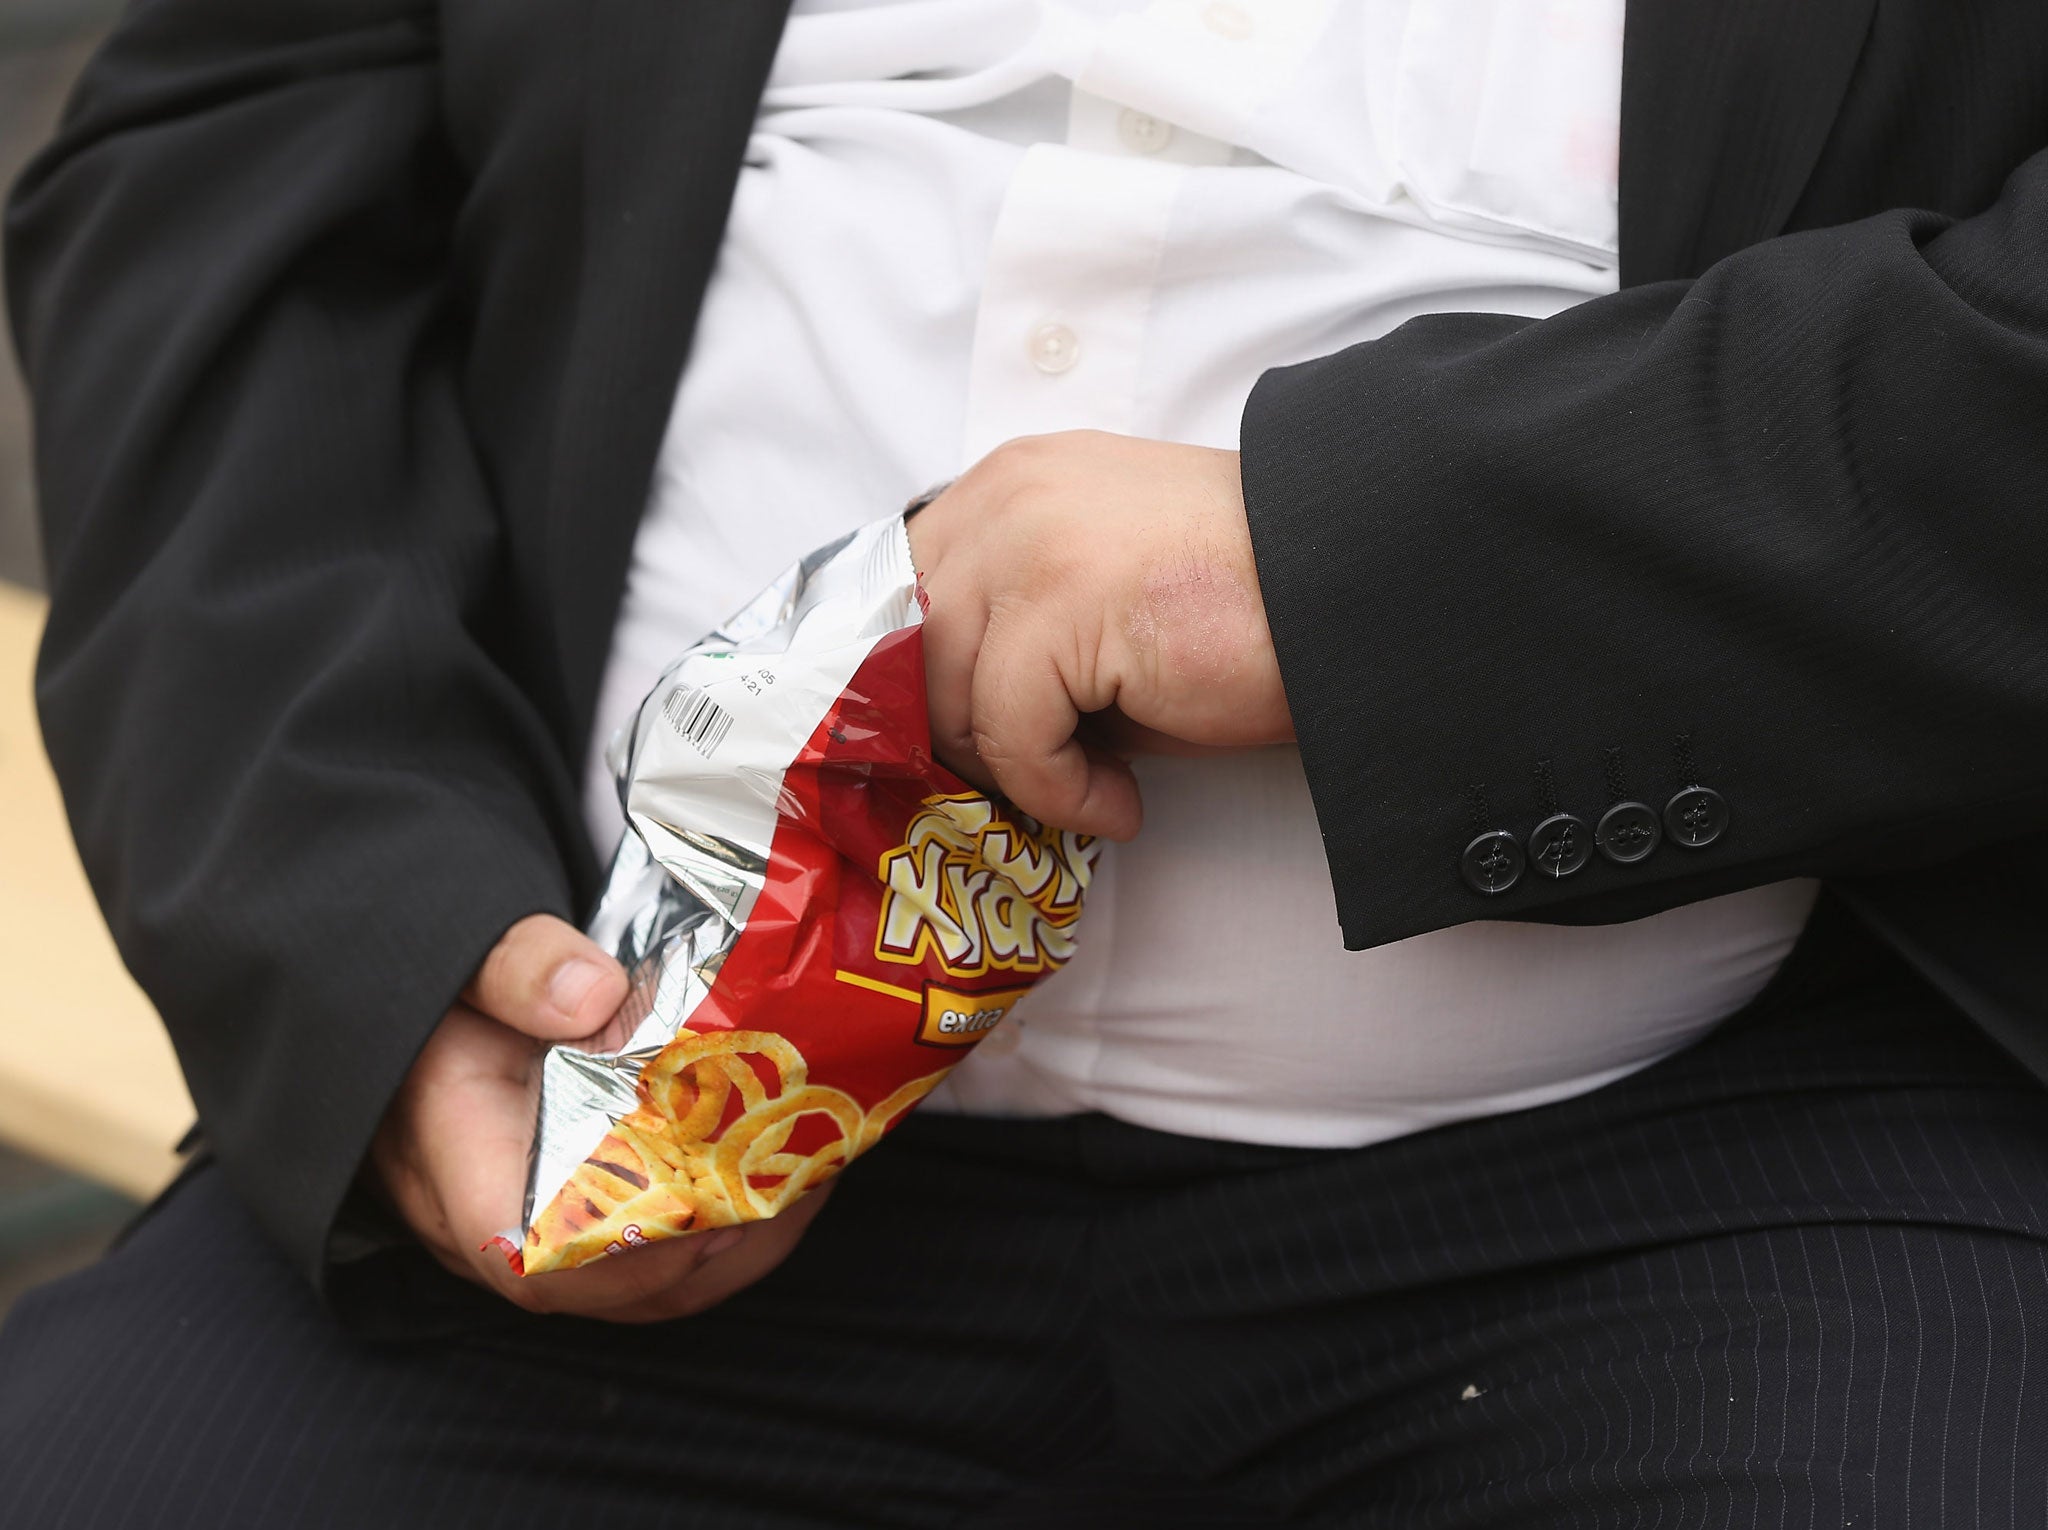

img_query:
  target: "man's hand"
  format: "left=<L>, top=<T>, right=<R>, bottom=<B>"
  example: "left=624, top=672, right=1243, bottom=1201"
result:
left=370, top=914, right=829, bottom=1322
left=909, top=431, right=1293, bottom=841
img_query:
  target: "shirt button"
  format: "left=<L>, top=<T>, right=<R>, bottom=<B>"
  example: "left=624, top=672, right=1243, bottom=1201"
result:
left=1461, top=830, right=1524, bottom=895
left=1117, top=108, right=1175, bottom=155
left=1202, top=1, right=1255, bottom=40
left=1028, top=321, right=1080, bottom=375
left=1663, top=787, right=1728, bottom=848
left=1528, top=813, right=1591, bottom=878
left=1595, top=801, right=1661, bottom=864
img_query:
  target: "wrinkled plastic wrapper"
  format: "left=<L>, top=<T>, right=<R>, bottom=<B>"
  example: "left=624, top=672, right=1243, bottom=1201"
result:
left=509, top=515, right=1098, bottom=1275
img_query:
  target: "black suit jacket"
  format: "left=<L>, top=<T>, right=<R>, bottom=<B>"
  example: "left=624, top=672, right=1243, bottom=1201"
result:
left=9, top=0, right=2048, bottom=1294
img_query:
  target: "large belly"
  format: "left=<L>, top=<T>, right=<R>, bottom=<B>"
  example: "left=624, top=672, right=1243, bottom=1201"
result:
left=928, top=747, right=1818, bottom=1145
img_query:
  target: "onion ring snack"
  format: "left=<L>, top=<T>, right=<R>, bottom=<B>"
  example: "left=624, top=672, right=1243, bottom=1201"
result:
left=511, top=516, right=1098, bottom=1274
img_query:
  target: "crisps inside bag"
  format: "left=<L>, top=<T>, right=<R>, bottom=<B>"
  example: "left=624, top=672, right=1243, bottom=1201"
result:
left=514, top=515, right=1098, bottom=1274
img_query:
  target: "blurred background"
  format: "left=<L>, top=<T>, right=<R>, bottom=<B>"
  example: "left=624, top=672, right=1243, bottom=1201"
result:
left=2, top=1, right=190, bottom=1319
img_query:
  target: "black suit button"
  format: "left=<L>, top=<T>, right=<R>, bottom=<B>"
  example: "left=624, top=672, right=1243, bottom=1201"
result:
left=1595, top=801, right=1661, bottom=864
left=1528, top=814, right=1591, bottom=878
left=1664, top=787, right=1728, bottom=847
left=1461, top=831, right=1525, bottom=895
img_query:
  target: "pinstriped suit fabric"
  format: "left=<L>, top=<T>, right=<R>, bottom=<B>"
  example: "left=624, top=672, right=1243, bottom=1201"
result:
left=4, top=901, right=2047, bottom=1528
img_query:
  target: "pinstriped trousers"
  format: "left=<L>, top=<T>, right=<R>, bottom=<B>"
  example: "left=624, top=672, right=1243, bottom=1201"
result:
left=6, top=898, right=2048, bottom=1528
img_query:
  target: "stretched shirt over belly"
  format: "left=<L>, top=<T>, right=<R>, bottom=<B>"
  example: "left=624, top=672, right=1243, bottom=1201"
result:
left=585, top=0, right=1819, bottom=1149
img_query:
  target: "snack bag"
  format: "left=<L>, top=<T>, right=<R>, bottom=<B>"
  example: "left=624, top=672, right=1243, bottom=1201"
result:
left=513, top=515, right=1098, bottom=1274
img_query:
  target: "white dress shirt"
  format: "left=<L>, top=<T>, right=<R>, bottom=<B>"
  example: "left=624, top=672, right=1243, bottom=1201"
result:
left=586, top=0, right=1819, bottom=1149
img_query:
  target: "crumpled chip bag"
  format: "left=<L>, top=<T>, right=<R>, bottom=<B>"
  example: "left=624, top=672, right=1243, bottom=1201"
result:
left=510, top=515, right=1099, bottom=1274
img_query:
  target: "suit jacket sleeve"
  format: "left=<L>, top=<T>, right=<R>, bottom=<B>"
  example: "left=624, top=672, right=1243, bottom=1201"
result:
left=1239, top=141, right=2048, bottom=952
left=6, top=1, right=589, bottom=1290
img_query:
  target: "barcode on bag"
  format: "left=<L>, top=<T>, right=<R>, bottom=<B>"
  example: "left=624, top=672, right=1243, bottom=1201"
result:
left=661, top=684, right=734, bottom=758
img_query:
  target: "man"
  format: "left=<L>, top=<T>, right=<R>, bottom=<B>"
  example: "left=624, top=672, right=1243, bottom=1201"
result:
left=4, top=0, right=2048, bottom=1524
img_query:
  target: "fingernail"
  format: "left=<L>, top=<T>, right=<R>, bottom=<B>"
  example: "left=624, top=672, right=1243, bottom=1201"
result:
left=700, top=1229, right=745, bottom=1260
left=547, top=957, right=607, bottom=1021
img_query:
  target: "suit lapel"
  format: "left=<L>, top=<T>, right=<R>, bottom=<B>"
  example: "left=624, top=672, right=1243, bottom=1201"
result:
left=1618, top=0, right=1877, bottom=286
left=546, top=0, right=793, bottom=752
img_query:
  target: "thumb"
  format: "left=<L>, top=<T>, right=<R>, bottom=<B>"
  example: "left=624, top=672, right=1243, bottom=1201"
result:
left=464, top=912, right=629, bottom=1042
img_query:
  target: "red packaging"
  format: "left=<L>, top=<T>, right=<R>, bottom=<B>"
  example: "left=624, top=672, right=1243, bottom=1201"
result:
left=515, top=517, right=1097, bottom=1274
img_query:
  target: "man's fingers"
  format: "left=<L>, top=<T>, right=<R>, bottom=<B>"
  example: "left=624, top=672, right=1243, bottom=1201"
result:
left=402, top=1021, right=550, bottom=1298
left=476, top=1200, right=828, bottom=1322
left=379, top=997, right=828, bottom=1323
left=503, top=1228, right=735, bottom=1317
left=434, top=1096, right=736, bottom=1318
left=970, top=625, right=1141, bottom=841
left=571, top=1185, right=837, bottom=1323
left=916, top=571, right=993, bottom=787
left=914, top=478, right=1144, bottom=834
left=464, top=912, right=628, bottom=1041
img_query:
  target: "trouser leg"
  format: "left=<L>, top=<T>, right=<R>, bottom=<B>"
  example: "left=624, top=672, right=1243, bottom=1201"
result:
left=0, top=1117, right=1124, bottom=1530
left=1092, top=903, right=2048, bottom=1525
left=1268, top=1219, right=2048, bottom=1527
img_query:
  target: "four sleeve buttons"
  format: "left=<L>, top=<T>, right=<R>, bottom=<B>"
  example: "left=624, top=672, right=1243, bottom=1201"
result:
left=1458, top=786, right=1729, bottom=895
